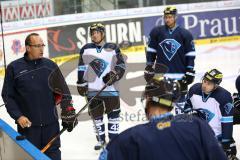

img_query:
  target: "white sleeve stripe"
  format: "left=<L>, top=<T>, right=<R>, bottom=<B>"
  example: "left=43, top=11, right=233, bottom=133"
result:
left=77, top=82, right=87, bottom=87
left=147, top=47, right=157, bottom=53
left=185, top=51, right=196, bottom=56
left=164, top=73, right=185, bottom=79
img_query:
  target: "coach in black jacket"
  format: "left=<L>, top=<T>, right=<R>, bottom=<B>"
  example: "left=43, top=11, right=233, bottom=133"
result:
left=2, top=33, right=77, bottom=160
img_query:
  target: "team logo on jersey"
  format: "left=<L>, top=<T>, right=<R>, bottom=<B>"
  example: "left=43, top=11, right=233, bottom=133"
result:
left=89, top=58, right=108, bottom=77
left=224, top=103, right=233, bottom=115
left=197, top=108, right=215, bottom=122
left=156, top=121, right=171, bottom=130
left=159, top=39, right=181, bottom=61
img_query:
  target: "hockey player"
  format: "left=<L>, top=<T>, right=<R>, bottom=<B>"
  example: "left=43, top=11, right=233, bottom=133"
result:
left=77, top=23, right=125, bottom=150
left=236, top=75, right=240, bottom=93
left=144, top=6, right=196, bottom=114
left=184, top=69, right=237, bottom=159
left=233, top=75, right=240, bottom=124
left=98, top=75, right=227, bottom=160
left=1, top=33, right=77, bottom=160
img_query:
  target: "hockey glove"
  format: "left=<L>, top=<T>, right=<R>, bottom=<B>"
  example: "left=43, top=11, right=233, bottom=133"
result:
left=144, top=65, right=154, bottom=83
left=54, top=93, right=63, bottom=105
left=222, top=139, right=237, bottom=159
left=61, top=104, right=78, bottom=132
left=102, top=71, right=119, bottom=86
left=182, top=69, right=195, bottom=85
left=184, top=108, right=207, bottom=121
left=191, top=109, right=208, bottom=121
left=233, top=93, right=240, bottom=124
left=77, top=82, right=88, bottom=96
left=178, top=80, right=188, bottom=95
left=233, top=93, right=240, bottom=109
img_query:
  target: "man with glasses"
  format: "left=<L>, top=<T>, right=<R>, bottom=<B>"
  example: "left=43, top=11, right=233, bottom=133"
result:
left=2, top=33, right=77, bottom=160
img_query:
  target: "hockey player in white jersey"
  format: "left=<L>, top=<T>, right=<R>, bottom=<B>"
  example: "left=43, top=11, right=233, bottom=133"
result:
left=184, top=69, right=237, bottom=159
left=77, top=23, right=125, bottom=150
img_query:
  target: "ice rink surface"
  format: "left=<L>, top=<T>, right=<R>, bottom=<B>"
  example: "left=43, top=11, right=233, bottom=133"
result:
left=0, top=41, right=240, bottom=160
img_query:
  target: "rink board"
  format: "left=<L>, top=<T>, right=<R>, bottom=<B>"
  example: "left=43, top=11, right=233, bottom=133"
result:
left=0, top=119, right=50, bottom=160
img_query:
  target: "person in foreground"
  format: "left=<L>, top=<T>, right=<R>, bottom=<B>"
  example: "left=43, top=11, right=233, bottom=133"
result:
left=2, top=33, right=77, bottom=159
left=98, top=74, right=227, bottom=160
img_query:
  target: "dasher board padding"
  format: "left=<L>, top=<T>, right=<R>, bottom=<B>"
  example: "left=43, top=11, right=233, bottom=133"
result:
left=0, top=119, right=50, bottom=160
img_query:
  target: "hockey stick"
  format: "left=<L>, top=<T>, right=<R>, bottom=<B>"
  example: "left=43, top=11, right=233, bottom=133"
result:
left=41, top=127, right=66, bottom=153
left=0, top=103, right=5, bottom=107
left=42, top=41, right=130, bottom=153
left=41, top=74, right=117, bottom=153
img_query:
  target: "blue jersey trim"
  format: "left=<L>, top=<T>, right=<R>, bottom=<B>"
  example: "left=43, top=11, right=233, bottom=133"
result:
left=88, top=91, right=119, bottom=97
left=186, top=66, right=194, bottom=69
left=78, top=65, right=87, bottom=71
left=150, top=112, right=173, bottom=122
left=202, top=91, right=212, bottom=102
left=146, top=47, right=157, bottom=53
left=221, top=116, right=233, bottom=123
left=222, top=139, right=231, bottom=142
left=168, top=25, right=178, bottom=34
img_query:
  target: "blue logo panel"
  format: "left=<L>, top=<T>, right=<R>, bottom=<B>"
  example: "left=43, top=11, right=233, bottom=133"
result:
left=224, top=103, right=233, bottom=115
left=159, top=39, right=181, bottom=61
left=198, top=108, right=215, bottom=122
left=89, top=58, right=108, bottom=77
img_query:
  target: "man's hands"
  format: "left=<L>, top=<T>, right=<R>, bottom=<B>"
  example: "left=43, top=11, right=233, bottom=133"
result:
left=17, top=116, right=32, bottom=128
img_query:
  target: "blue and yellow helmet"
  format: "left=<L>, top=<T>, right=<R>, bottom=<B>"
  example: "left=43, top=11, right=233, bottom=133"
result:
left=164, top=6, right=177, bottom=15
left=203, top=69, right=223, bottom=85
left=90, top=23, right=105, bottom=35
